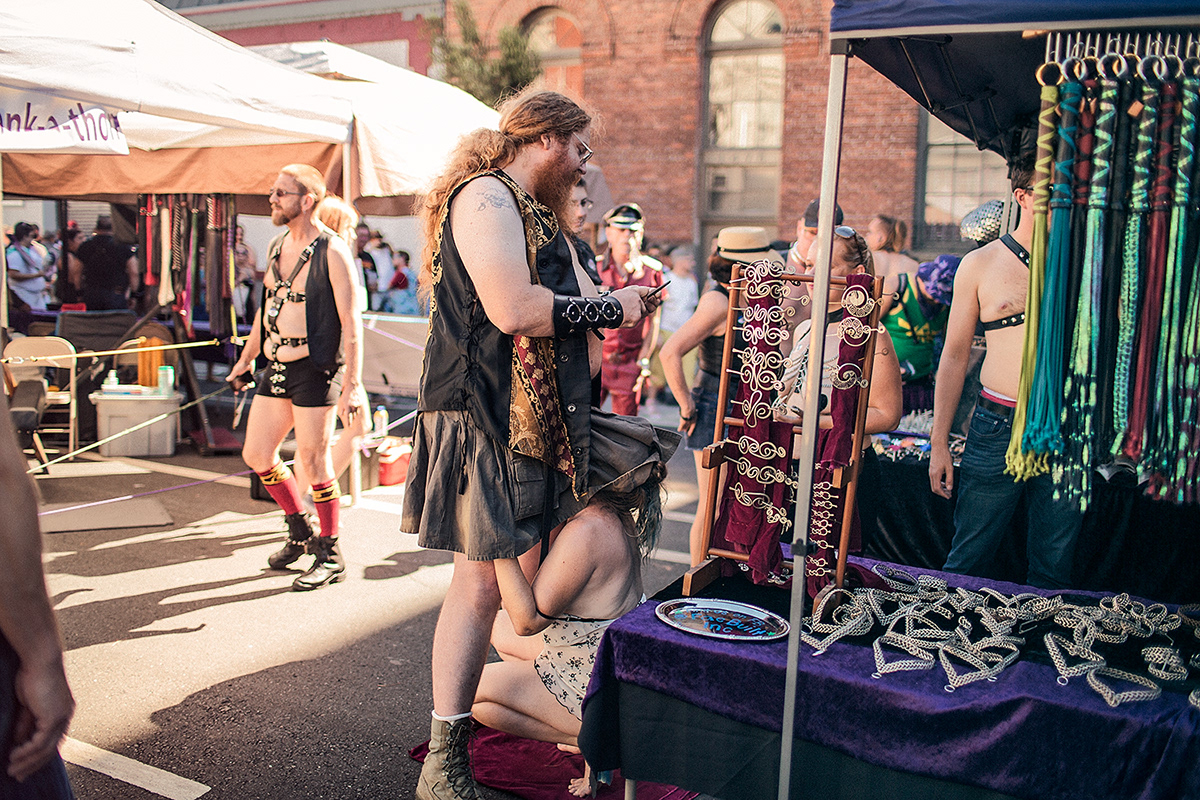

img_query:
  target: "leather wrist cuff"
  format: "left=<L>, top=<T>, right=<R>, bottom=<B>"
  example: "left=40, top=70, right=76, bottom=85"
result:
left=552, top=294, right=624, bottom=337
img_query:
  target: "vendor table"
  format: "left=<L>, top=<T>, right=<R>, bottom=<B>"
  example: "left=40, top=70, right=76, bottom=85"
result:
left=579, top=560, right=1200, bottom=800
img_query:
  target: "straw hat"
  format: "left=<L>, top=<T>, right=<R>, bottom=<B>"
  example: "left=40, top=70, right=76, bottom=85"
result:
left=716, top=226, right=785, bottom=266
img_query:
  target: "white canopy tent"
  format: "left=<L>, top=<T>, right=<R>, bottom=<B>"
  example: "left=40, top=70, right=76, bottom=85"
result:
left=0, top=0, right=499, bottom=210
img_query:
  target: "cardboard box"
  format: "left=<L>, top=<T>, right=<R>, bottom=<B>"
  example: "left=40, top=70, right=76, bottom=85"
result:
left=89, top=391, right=181, bottom=457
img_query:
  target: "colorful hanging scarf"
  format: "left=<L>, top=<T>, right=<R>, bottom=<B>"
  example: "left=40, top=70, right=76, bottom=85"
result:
left=1006, top=83, right=1058, bottom=480
left=1023, top=80, right=1081, bottom=456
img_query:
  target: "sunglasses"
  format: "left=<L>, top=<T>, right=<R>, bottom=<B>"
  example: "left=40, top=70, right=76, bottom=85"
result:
left=268, top=188, right=308, bottom=200
left=834, top=225, right=857, bottom=239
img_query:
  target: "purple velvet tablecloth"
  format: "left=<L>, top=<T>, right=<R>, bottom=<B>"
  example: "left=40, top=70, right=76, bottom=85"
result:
left=582, top=558, right=1200, bottom=800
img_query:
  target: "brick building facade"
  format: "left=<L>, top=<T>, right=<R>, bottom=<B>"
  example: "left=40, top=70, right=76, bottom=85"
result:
left=459, top=0, right=923, bottom=250
left=164, top=0, right=1007, bottom=255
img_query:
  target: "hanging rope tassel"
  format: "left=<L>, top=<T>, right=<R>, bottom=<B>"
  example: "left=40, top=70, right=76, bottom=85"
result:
left=1024, top=80, right=1081, bottom=457
left=1173, top=76, right=1200, bottom=503
left=1112, top=80, right=1160, bottom=457
left=1146, top=78, right=1196, bottom=494
left=1062, top=77, right=1118, bottom=510
left=1007, top=82, right=1059, bottom=480
left=1127, top=79, right=1178, bottom=472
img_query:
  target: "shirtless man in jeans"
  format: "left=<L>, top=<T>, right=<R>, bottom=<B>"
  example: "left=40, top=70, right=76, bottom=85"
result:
left=929, top=154, right=1082, bottom=590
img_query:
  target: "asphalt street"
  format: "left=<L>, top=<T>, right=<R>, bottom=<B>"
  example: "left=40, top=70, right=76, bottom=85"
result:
left=35, top=397, right=700, bottom=799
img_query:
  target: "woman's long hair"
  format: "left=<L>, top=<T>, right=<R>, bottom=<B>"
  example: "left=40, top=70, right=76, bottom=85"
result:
left=590, top=462, right=668, bottom=561
left=418, top=89, right=591, bottom=297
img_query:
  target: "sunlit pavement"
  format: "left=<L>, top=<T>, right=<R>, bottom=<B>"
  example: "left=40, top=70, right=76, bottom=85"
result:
left=39, top=399, right=700, bottom=799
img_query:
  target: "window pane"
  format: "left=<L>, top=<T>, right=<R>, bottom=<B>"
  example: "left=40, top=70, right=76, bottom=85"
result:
left=917, top=113, right=1009, bottom=247
left=711, top=0, right=784, bottom=44
left=708, top=52, right=782, bottom=148
left=706, top=164, right=778, bottom=215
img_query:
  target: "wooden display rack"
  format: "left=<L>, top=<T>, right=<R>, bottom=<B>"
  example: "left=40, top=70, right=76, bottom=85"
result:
left=683, top=263, right=884, bottom=597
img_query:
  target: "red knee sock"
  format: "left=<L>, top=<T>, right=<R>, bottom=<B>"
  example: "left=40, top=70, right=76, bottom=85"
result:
left=312, top=479, right=341, bottom=537
left=257, top=462, right=304, bottom=516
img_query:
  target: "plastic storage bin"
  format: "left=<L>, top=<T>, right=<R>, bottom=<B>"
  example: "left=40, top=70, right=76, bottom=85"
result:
left=89, top=391, right=182, bottom=457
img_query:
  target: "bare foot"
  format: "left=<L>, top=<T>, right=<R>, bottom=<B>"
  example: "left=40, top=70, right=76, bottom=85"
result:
left=568, top=762, right=598, bottom=798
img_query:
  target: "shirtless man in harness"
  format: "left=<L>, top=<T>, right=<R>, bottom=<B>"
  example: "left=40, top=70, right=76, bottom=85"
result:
left=228, top=164, right=366, bottom=591
left=929, top=153, right=1082, bottom=589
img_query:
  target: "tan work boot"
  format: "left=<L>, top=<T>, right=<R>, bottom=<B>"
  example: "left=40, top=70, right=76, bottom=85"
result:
left=415, top=716, right=482, bottom=800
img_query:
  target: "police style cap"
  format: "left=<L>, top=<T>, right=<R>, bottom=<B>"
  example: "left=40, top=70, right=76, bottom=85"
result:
left=603, top=203, right=645, bottom=231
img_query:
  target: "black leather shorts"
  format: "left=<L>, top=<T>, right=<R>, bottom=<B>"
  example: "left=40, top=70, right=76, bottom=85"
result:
left=264, top=357, right=343, bottom=407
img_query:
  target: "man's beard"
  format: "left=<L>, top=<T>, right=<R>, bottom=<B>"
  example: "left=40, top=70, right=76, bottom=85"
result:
left=271, top=207, right=296, bottom=226
left=530, top=150, right=578, bottom=230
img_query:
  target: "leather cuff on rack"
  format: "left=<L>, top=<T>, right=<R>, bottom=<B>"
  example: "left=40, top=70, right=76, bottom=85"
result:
left=552, top=294, right=624, bottom=338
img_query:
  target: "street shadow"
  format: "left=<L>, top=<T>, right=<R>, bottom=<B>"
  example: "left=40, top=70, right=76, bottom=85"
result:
left=53, top=573, right=293, bottom=652
left=363, top=549, right=453, bottom=581
left=44, top=517, right=286, bottom=579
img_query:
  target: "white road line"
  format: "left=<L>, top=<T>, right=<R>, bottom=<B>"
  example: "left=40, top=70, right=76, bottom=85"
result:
left=60, top=737, right=210, bottom=799
left=79, top=453, right=251, bottom=488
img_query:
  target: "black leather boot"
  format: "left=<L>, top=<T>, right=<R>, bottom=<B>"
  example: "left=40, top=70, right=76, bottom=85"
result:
left=292, top=536, right=345, bottom=591
left=267, top=512, right=314, bottom=570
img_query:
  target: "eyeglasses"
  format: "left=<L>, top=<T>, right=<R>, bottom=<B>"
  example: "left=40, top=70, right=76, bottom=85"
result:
left=573, top=133, right=593, bottom=165
left=268, top=188, right=308, bottom=200
left=577, top=198, right=595, bottom=210
left=834, top=225, right=857, bottom=240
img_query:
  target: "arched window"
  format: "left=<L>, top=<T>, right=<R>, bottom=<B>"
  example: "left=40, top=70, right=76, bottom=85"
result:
left=524, top=8, right=583, bottom=97
left=701, top=0, right=784, bottom=243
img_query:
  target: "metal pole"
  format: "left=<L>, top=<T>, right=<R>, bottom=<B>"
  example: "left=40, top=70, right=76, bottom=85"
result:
left=1, top=156, right=7, bottom=331
left=778, top=46, right=849, bottom=800
left=342, top=123, right=364, bottom=504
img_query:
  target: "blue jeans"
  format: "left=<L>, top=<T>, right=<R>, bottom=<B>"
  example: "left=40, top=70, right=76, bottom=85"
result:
left=943, top=406, right=1082, bottom=589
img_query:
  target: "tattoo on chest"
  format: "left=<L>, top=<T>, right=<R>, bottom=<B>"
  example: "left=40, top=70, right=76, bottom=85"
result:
left=477, top=189, right=513, bottom=212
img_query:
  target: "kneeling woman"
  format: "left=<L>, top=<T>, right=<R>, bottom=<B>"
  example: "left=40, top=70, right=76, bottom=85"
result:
left=473, top=468, right=666, bottom=797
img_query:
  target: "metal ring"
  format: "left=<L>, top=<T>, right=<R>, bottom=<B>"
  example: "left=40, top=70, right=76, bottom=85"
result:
left=1138, top=54, right=1169, bottom=83
left=1036, top=61, right=1063, bottom=86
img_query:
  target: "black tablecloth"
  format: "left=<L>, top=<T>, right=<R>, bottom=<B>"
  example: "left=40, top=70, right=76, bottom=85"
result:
left=867, top=457, right=1200, bottom=604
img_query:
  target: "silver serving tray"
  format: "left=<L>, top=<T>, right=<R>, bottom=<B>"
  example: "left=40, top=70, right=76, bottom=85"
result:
left=655, top=598, right=789, bottom=641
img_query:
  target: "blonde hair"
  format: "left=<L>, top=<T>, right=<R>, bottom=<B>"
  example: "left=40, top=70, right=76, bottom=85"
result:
left=280, top=164, right=327, bottom=204
left=418, top=89, right=592, bottom=296
left=870, top=215, right=907, bottom=253
left=316, top=195, right=358, bottom=245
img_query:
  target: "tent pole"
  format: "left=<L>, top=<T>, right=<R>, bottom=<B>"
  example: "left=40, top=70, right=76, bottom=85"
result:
left=342, top=124, right=364, bottom=504
left=778, top=44, right=849, bottom=800
left=1, top=156, right=7, bottom=331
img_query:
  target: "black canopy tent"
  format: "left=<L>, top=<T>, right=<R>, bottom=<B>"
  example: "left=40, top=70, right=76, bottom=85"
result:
left=778, top=3, right=1200, bottom=797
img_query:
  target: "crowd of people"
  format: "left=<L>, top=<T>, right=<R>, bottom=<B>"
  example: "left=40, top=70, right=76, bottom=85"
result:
left=5, top=215, right=142, bottom=329
left=0, top=84, right=1072, bottom=800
